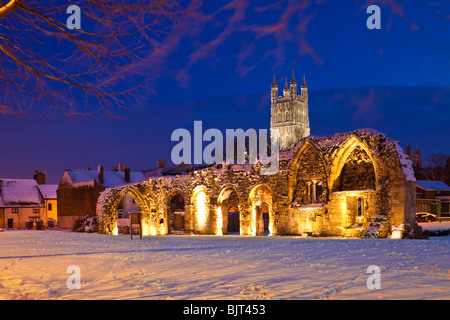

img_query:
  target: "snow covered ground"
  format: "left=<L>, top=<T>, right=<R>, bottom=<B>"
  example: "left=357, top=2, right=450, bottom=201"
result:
left=0, top=228, right=449, bottom=300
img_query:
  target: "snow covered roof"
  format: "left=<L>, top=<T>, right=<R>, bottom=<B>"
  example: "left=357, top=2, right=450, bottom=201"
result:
left=66, top=170, right=146, bottom=188
left=37, top=184, right=58, bottom=199
left=143, top=163, right=191, bottom=179
left=0, top=179, right=44, bottom=207
left=417, top=180, right=450, bottom=191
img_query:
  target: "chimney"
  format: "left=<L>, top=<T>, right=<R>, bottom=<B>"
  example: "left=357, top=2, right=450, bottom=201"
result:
left=118, top=161, right=124, bottom=172
left=124, top=166, right=131, bottom=183
left=157, top=159, right=166, bottom=168
left=98, top=164, right=104, bottom=184
left=33, top=170, right=46, bottom=185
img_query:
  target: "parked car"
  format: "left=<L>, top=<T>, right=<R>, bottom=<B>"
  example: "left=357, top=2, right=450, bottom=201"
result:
left=416, top=212, right=437, bottom=223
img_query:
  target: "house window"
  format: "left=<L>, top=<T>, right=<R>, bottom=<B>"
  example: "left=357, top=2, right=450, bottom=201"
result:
left=33, top=209, right=40, bottom=214
left=12, top=208, right=19, bottom=213
left=48, top=203, right=53, bottom=211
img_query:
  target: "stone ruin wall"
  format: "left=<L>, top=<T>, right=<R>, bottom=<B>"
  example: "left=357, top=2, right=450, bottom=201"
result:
left=97, top=130, right=418, bottom=238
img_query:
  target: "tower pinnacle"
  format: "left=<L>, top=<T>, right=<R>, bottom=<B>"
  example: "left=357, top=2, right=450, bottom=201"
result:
left=272, top=74, right=277, bottom=87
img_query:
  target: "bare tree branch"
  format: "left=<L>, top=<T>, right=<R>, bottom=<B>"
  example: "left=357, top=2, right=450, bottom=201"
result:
left=0, top=0, right=183, bottom=116
left=0, top=0, right=24, bottom=19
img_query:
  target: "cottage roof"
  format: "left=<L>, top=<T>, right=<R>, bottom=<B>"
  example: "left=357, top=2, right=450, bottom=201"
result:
left=37, top=184, right=58, bottom=199
left=417, top=180, right=450, bottom=191
left=0, top=179, right=44, bottom=207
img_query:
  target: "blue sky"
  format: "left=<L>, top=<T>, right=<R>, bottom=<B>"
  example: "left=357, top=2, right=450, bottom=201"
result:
left=0, top=0, right=449, bottom=184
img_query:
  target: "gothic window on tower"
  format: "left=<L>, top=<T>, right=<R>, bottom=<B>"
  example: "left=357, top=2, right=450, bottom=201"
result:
left=286, top=112, right=290, bottom=122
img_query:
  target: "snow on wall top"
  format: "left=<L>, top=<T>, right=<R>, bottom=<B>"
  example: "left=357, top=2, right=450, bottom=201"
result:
left=0, top=179, right=44, bottom=207
left=281, top=128, right=416, bottom=182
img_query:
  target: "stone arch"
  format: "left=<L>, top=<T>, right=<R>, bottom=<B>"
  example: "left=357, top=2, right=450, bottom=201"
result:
left=165, top=188, right=187, bottom=234
left=97, top=184, right=153, bottom=235
left=217, top=185, right=241, bottom=235
left=288, top=140, right=328, bottom=203
left=329, top=135, right=379, bottom=192
left=247, top=184, right=273, bottom=236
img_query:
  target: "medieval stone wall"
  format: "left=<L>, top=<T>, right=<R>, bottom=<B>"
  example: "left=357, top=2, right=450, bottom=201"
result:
left=97, top=129, right=418, bottom=239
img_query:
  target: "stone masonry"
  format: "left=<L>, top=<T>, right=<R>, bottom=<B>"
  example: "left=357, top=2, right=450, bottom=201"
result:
left=97, top=129, right=418, bottom=239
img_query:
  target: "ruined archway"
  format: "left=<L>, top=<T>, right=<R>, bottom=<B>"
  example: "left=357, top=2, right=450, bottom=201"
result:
left=288, top=140, right=328, bottom=206
left=327, top=135, right=379, bottom=234
left=166, top=190, right=186, bottom=234
left=329, top=135, right=379, bottom=192
left=247, top=184, right=273, bottom=236
left=218, top=185, right=240, bottom=235
left=335, top=146, right=376, bottom=191
left=97, top=184, right=153, bottom=235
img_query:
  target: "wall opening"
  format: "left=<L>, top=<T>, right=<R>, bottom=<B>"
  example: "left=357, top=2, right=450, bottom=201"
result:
left=116, top=192, right=140, bottom=235
left=248, top=185, right=273, bottom=236
left=218, top=187, right=240, bottom=235
left=335, top=146, right=376, bottom=191
left=168, top=193, right=185, bottom=233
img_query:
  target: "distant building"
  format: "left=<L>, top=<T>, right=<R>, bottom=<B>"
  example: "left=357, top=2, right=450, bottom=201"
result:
left=405, top=140, right=423, bottom=172
left=0, top=170, right=58, bottom=229
left=271, top=72, right=310, bottom=150
left=416, top=180, right=450, bottom=218
left=57, top=161, right=191, bottom=229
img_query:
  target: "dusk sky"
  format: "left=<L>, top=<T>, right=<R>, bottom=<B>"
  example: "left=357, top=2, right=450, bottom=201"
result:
left=0, top=0, right=449, bottom=184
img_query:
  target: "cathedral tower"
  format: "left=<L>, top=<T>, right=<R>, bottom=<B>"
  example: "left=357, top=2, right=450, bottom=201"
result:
left=270, top=71, right=310, bottom=150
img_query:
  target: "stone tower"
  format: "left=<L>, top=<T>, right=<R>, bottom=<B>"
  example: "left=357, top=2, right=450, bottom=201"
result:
left=270, top=71, right=310, bottom=150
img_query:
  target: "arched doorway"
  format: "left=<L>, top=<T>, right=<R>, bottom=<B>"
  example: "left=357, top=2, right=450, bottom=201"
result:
left=168, top=193, right=185, bottom=233
left=248, top=184, right=273, bottom=236
left=218, top=187, right=240, bottom=235
left=114, top=189, right=147, bottom=235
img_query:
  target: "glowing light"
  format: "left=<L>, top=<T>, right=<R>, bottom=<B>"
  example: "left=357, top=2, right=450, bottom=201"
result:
left=113, top=226, right=118, bottom=235
left=216, top=207, right=223, bottom=235
left=195, top=189, right=209, bottom=229
left=251, top=207, right=257, bottom=236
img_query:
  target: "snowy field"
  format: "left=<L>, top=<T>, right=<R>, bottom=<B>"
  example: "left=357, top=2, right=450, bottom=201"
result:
left=0, top=226, right=449, bottom=300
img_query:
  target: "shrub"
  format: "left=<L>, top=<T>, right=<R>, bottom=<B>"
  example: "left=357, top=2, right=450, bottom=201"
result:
left=73, top=215, right=97, bottom=233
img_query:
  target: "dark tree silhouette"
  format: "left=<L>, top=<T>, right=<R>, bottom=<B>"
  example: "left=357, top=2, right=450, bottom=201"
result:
left=0, top=0, right=182, bottom=116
